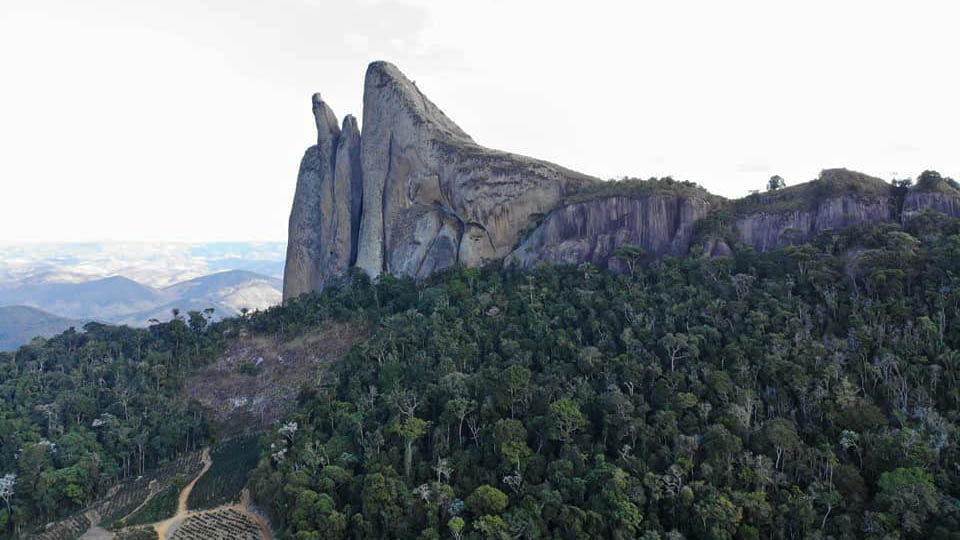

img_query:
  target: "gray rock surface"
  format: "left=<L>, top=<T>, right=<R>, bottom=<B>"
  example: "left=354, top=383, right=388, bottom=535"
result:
left=903, top=190, right=960, bottom=219
left=507, top=195, right=712, bottom=270
left=283, top=94, right=342, bottom=300
left=354, top=61, right=597, bottom=279
left=735, top=194, right=892, bottom=251
left=282, top=64, right=960, bottom=299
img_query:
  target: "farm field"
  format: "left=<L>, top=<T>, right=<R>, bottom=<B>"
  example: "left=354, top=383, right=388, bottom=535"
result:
left=185, top=436, right=260, bottom=510
left=169, top=508, right=262, bottom=540
left=30, top=451, right=204, bottom=540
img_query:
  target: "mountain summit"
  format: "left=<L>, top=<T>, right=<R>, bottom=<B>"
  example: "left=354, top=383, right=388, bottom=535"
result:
left=284, top=63, right=960, bottom=300
left=284, top=61, right=597, bottom=299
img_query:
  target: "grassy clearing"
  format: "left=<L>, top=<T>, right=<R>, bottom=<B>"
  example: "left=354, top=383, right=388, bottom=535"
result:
left=187, top=437, right=261, bottom=510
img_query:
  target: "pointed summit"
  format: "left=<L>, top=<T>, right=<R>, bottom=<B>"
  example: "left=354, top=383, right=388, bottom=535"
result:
left=354, top=61, right=597, bottom=278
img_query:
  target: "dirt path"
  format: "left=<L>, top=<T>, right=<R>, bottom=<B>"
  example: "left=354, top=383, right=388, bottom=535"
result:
left=78, top=510, right=113, bottom=540
left=75, top=446, right=271, bottom=540
left=153, top=447, right=212, bottom=539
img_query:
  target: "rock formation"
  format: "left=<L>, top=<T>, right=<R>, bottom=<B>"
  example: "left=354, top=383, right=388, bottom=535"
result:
left=507, top=195, right=712, bottom=270
left=733, top=169, right=894, bottom=251
left=284, top=62, right=597, bottom=300
left=354, top=61, right=596, bottom=280
left=284, top=63, right=960, bottom=300
left=283, top=95, right=362, bottom=300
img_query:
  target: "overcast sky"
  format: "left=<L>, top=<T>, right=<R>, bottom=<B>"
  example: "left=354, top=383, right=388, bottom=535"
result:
left=1, top=0, right=957, bottom=242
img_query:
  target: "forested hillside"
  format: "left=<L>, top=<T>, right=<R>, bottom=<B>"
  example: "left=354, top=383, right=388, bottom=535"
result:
left=5, top=209, right=960, bottom=539
left=0, top=313, right=222, bottom=537
left=248, top=209, right=960, bottom=539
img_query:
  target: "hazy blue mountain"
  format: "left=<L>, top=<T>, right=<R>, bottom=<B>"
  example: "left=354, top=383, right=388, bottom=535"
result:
left=0, top=276, right=164, bottom=320
left=118, top=270, right=283, bottom=325
left=0, top=270, right=282, bottom=327
left=0, top=305, right=88, bottom=351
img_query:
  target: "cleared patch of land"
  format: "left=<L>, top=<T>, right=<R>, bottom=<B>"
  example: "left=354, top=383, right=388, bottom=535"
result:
left=183, top=322, right=366, bottom=431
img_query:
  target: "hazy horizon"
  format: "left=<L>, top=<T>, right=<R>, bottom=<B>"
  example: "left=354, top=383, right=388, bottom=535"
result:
left=2, top=0, right=958, bottom=243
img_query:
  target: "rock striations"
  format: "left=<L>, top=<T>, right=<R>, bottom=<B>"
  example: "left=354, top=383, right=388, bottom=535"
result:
left=284, top=61, right=597, bottom=300
left=283, top=95, right=363, bottom=300
left=284, top=62, right=960, bottom=300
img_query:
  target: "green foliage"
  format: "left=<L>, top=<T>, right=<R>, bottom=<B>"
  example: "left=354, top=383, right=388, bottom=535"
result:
left=245, top=215, right=960, bottom=539
left=735, top=168, right=892, bottom=214
left=767, top=175, right=786, bottom=192
left=11, top=209, right=960, bottom=538
left=114, top=528, right=158, bottom=540
left=565, top=176, right=724, bottom=206
left=0, top=316, right=217, bottom=536
left=118, top=482, right=179, bottom=527
left=186, top=436, right=260, bottom=510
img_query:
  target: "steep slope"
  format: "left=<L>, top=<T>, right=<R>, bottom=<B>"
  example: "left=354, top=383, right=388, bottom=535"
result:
left=283, top=63, right=960, bottom=297
left=508, top=179, right=718, bottom=270
left=283, top=62, right=597, bottom=300
left=283, top=95, right=362, bottom=300
left=354, top=62, right=597, bottom=280
left=733, top=169, right=894, bottom=251
left=0, top=305, right=88, bottom=351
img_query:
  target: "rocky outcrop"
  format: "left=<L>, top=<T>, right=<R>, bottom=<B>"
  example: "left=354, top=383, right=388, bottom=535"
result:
left=284, top=65, right=960, bottom=299
left=283, top=95, right=362, bottom=300
left=903, top=191, right=960, bottom=219
left=735, top=194, right=892, bottom=251
left=507, top=195, right=712, bottom=270
left=354, top=61, right=596, bottom=279
left=732, top=170, right=895, bottom=252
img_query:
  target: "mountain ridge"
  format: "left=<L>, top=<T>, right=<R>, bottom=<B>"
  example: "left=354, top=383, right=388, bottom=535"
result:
left=284, top=63, right=960, bottom=298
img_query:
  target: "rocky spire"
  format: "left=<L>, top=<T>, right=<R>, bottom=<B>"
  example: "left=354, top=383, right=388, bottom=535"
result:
left=353, top=61, right=596, bottom=279
left=282, top=94, right=343, bottom=301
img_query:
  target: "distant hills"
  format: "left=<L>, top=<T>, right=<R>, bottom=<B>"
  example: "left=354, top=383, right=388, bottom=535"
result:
left=0, top=270, right=282, bottom=350
left=0, top=306, right=88, bottom=351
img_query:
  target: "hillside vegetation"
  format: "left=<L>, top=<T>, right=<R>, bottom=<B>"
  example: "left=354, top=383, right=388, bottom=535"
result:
left=5, top=212, right=960, bottom=538
left=246, top=213, right=960, bottom=539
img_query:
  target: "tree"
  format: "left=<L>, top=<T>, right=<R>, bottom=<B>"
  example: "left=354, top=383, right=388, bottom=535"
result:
left=549, top=399, right=587, bottom=442
left=466, top=485, right=508, bottom=516
left=767, top=175, right=786, bottom=191
left=614, top=245, right=646, bottom=276
left=875, top=467, right=939, bottom=534
left=660, top=333, right=700, bottom=372
left=391, top=417, right=428, bottom=477
left=0, top=473, right=14, bottom=517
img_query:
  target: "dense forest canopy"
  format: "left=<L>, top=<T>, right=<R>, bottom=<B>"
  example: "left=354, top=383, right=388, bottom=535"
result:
left=5, top=206, right=960, bottom=538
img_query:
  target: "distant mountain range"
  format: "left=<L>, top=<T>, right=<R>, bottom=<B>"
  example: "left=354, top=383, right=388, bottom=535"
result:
left=0, top=241, right=286, bottom=350
left=0, top=306, right=88, bottom=351
left=0, top=270, right=283, bottom=350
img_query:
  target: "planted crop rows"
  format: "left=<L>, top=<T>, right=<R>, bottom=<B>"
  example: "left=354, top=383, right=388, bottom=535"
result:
left=170, top=509, right=261, bottom=540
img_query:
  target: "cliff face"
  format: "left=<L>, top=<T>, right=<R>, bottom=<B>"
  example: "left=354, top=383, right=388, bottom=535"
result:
left=284, top=62, right=597, bottom=300
left=284, top=64, right=960, bottom=300
left=735, top=194, right=893, bottom=251
left=507, top=195, right=712, bottom=270
left=903, top=191, right=960, bottom=219
left=354, top=62, right=596, bottom=280
left=283, top=95, right=364, bottom=300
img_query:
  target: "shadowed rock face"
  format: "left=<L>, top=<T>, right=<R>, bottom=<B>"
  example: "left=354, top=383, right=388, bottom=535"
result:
left=507, top=195, right=712, bottom=270
left=735, top=194, right=893, bottom=251
left=283, top=95, right=362, bottom=300
left=903, top=191, right=960, bottom=219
